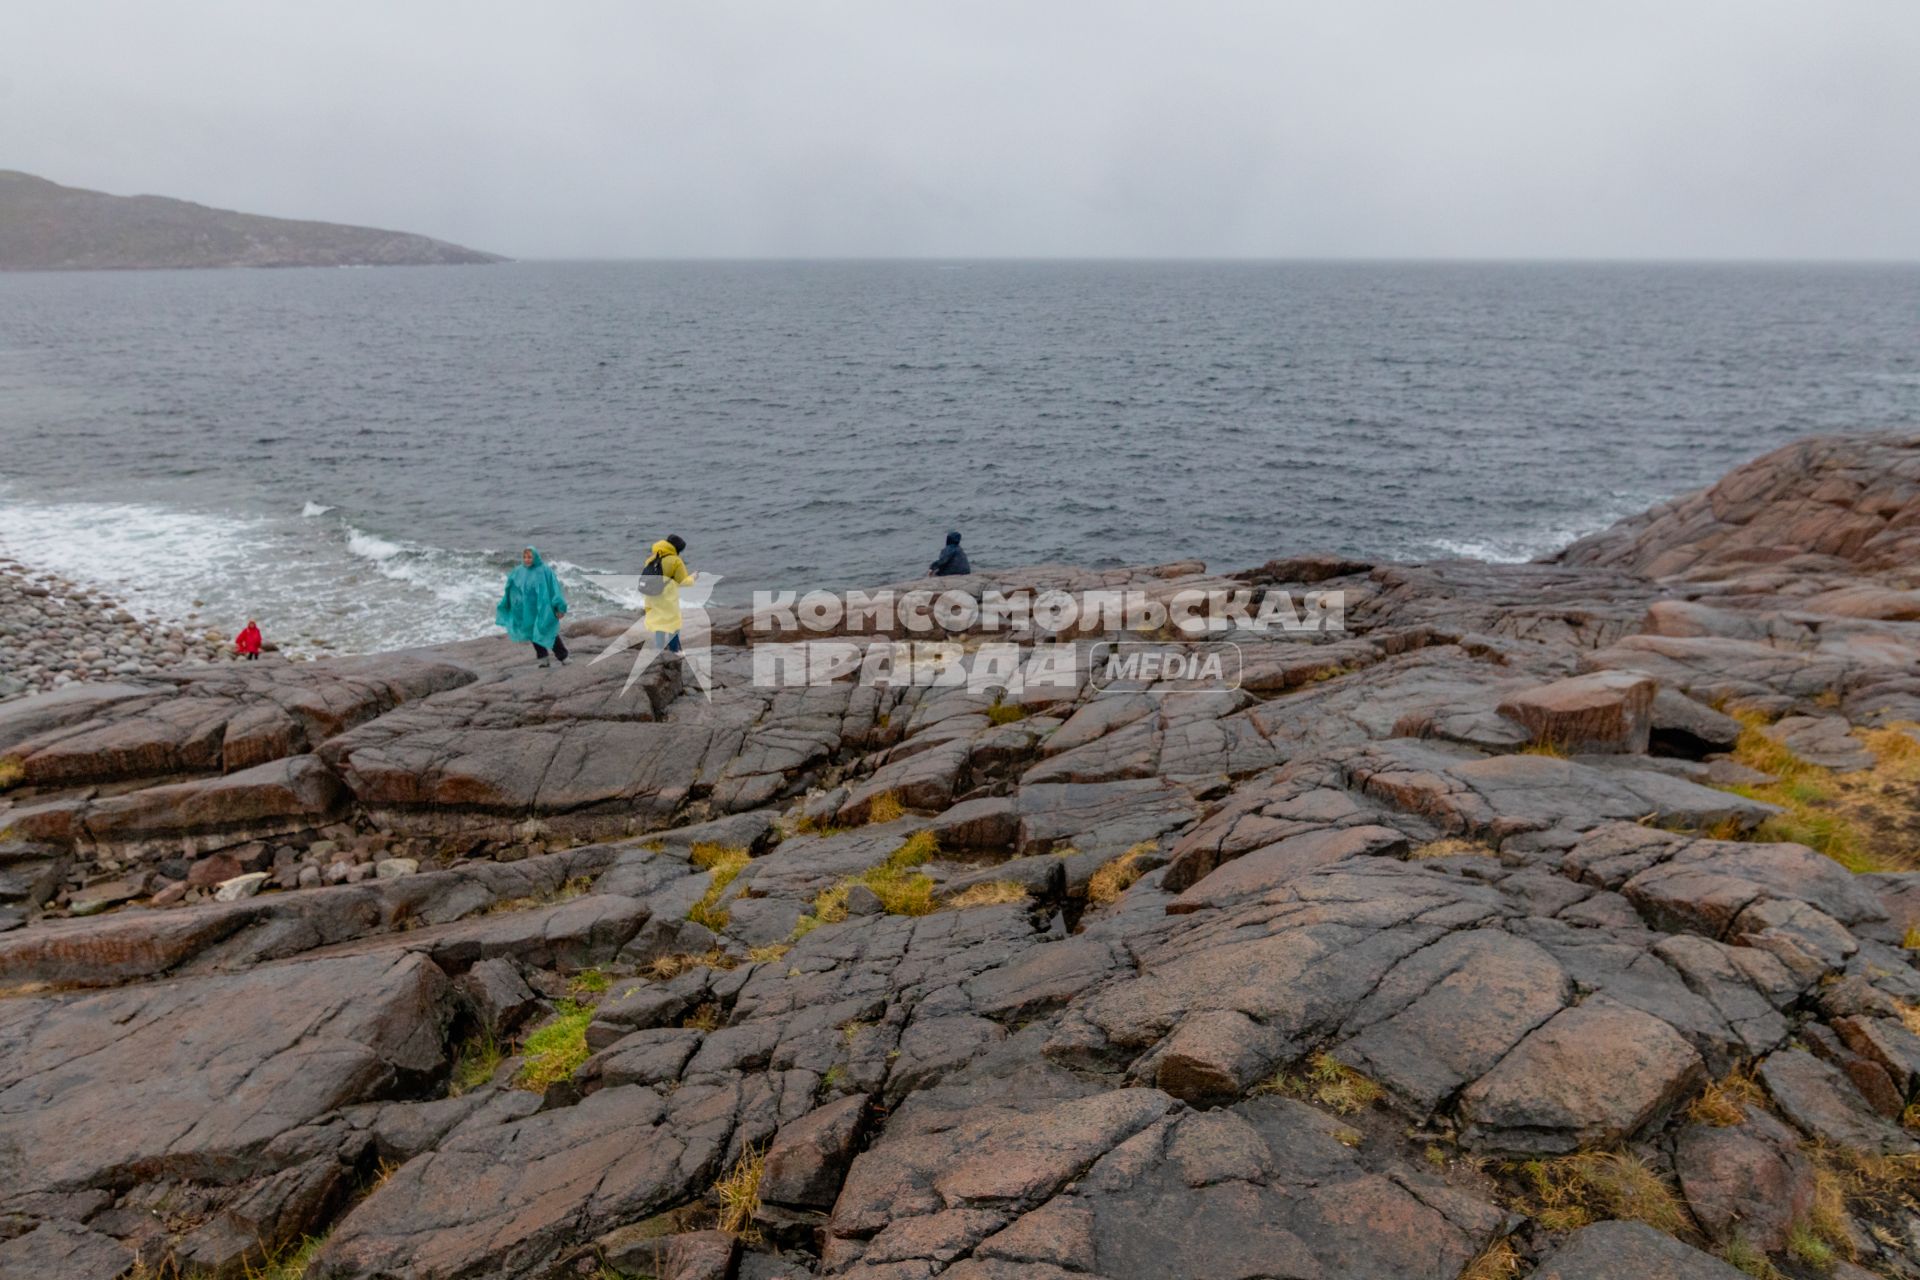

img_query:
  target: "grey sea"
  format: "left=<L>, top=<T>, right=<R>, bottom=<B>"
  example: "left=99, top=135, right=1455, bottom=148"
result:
left=1, top=260, right=1916, bottom=655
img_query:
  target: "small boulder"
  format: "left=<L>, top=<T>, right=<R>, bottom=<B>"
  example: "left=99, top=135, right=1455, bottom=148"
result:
left=1532, top=1221, right=1747, bottom=1279
left=1459, top=997, right=1703, bottom=1153
left=1496, top=671, right=1657, bottom=754
left=1758, top=1049, right=1918, bottom=1154
left=374, top=857, right=420, bottom=880
left=213, top=871, right=271, bottom=902
left=1674, top=1109, right=1814, bottom=1251
left=760, top=1093, right=869, bottom=1210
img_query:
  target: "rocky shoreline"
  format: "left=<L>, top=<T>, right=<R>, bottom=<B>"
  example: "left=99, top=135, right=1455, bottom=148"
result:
left=0, top=558, right=238, bottom=699
left=2, top=434, right=1919, bottom=1280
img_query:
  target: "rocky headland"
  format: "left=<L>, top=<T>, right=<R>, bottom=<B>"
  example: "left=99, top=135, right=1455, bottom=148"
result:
left=0, top=171, right=504, bottom=270
left=2, top=434, right=1919, bottom=1280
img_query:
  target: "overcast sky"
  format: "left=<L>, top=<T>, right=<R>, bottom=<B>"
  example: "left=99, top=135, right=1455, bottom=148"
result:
left=5, top=1, right=1919, bottom=260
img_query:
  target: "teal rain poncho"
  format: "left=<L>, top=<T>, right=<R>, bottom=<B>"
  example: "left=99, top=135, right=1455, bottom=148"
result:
left=495, top=548, right=568, bottom=647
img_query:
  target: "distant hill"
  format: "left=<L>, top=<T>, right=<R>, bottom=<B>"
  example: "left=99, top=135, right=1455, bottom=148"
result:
left=0, top=171, right=505, bottom=270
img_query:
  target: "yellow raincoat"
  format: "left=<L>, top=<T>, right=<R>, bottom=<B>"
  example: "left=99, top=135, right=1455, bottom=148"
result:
left=643, top=539, right=694, bottom=633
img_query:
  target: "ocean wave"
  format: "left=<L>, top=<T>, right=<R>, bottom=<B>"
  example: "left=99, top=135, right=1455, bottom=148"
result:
left=301, top=501, right=335, bottom=518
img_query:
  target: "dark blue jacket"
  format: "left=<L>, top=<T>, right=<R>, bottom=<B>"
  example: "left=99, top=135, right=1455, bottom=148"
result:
left=929, top=532, right=970, bottom=576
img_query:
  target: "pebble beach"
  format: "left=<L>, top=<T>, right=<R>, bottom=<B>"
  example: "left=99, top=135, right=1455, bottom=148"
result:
left=0, top=557, right=241, bottom=699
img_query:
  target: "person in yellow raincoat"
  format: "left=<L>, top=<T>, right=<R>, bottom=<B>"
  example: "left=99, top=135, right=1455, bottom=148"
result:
left=641, top=535, right=694, bottom=652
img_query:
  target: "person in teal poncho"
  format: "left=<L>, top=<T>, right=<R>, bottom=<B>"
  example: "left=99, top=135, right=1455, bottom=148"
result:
left=496, top=547, right=570, bottom=667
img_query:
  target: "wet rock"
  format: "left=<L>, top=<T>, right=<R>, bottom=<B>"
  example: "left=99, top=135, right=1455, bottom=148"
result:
left=1458, top=996, right=1704, bottom=1153
left=1166, top=823, right=1408, bottom=914
left=1649, top=687, right=1744, bottom=758
left=0, top=951, right=451, bottom=1194
left=761, top=1093, right=868, bottom=1210
left=455, top=957, right=540, bottom=1036
left=1531, top=1220, right=1747, bottom=1279
left=1336, top=928, right=1571, bottom=1112
left=0, top=1219, right=133, bottom=1278
left=1674, top=1109, right=1815, bottom=1251
left=1758, top=1049, right=1919, bottom=1155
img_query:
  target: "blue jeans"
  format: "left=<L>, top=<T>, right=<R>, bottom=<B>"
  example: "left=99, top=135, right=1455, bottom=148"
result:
left=654, top=631, right=681, bottom=653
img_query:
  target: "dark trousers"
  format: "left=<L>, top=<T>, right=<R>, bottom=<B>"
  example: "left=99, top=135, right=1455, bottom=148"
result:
left=244, top=652, right=258, bottom=661
left=532, top=636, right=569, bottom=661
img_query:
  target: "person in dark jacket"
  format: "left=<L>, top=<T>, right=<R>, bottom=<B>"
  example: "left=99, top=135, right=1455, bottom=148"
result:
left=929, top=531, right=970, bottom=576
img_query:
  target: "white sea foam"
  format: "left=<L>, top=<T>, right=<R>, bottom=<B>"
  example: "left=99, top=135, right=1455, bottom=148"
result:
left=1419, top=501, right=1646, bottom=564
left=301, top=501, right=335, bottom=518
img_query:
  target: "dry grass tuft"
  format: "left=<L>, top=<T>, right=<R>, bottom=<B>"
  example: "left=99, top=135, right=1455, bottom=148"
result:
left=1802, top=1141, right=1920, bottom=1258
left=687, top=845, right=752, bottom=931
left=682, top=1001, right=724, bottom=1032
left=1904, top=923, right=1920, bottom=951
left=1519, top=740, right=1569, bottom=759
left=1087, top=843, right=1154, bottom=905
left=945, top=880, right=1029, bottom=909
left=0, top=757, right=22, bottom=792
left=791, top=809, right=850, bottom=838
left=813, top=830, right=941, bottom=920
left=1410, top=837, right=1497, bottom=860
left=485, top=873, right=598, bottom=914
left=644, top=949, right=735, bottom=980
left=747, top=942, right=791, bottom=964
left=811, top=882, right=851, bottom=924
left=1512, top=1151, right=1687, bottom=1236
left=1460, top=1237, right=1522, bottom=1280
left=865, top=791, right=906, bottom=824
left=890, top=829, right=939, bottom=866
left=714, top=1143, right=766, bottom=1235
left=858, top=863, right=937, bottom=915
left=1687, top=1070, right=1767, bottom=1127
left=515, top=1001, right=593, bottom=1092
left=1258, top=1053, right=1384, bottom=1116
left=1716, top=714, right=1920, bottom=872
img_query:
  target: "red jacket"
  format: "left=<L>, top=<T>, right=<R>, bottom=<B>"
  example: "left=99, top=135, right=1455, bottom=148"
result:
left=235, top=623, right=262, bottom=655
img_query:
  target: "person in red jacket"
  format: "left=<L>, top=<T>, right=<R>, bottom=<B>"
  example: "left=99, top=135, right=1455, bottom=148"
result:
left=235, top=620, right=263, bottom=661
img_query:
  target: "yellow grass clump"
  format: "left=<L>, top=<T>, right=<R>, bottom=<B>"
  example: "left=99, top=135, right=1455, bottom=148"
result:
left=945, top=880, right=1029, bottom=909
left=813, top=830, right=942, bottom=921
left=1257, top=1053, right=1384, bottom=1116
left=1687, top=1070, right=1766, bottom=1127
left=687, top=844, right=752, bottom=931
left=1087, top=843, right=1153, bottom=904
left=865, top=791, right=906, bottom=824
left=1410, top=837, right=1498, bottom=860
left=1459, top=1238, right=1522, bottom=1280
left=1512, top=1151, right=1687, bottom=1236
left=1714, top=714, right=1920, bottom=873
left=714, top=1143, right=766, bottom=1235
